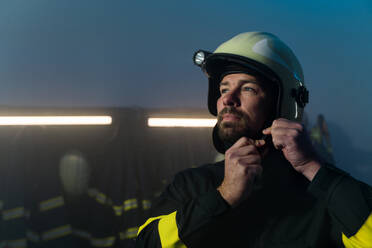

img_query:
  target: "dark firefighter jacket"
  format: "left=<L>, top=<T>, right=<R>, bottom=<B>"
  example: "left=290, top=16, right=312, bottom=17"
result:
left=136, top=150, right=372, bottom=248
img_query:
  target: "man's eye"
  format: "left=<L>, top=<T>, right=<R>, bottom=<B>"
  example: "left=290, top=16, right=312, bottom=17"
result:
left=220, top=88, right=229, bottom=94
left=242, top=86, right=257, bottom=94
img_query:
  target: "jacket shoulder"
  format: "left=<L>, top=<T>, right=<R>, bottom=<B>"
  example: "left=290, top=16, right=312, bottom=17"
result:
left=168, top=161, right=224, bottom=200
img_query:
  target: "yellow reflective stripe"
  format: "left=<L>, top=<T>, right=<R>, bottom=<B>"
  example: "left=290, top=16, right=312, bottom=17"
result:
left=7, top=238, right=27, bottom=248
left=342, top=212, right=372, bottom=248
left=120, top=227, right=139, bottom=239
left=91, top=236, right=116, bottom=247
left=88, top=188, right=140, bottom=213
left=39, top=196, right=64, bottom=212
left=95, top=192, right=107, bottom=204
left=142, top=200, right=151, bottom=210
left=42, top=224, right=72, bottom=241
left=113, top=205, right=123, bottom=216
left=72, top=228, right=91, bottom=240
left=88, top=188, right=108, bottom=204
left=158, top=211, right=186, bottom=248
left=2, top=207, right=24, bottom=220
left=124, top=199, right=138, bottom=211
left=88, top=188, right=115, bottom=205
left=114, top=199, right=139, bottom=216
left=137, top=212, right=186, bottom=247
left=138, top=215, right=167, bottom=235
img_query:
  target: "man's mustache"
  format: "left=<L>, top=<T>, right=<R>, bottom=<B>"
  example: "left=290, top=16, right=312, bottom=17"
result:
left=217, top=107, right=244, bottom=121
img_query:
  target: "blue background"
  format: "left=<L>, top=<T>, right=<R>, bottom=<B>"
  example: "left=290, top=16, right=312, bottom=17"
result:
left=0, top=0, right=371, bottom=183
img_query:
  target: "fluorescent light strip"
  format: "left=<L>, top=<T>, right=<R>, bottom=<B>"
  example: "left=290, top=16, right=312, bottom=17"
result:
left=148, top=118, right=216, bottom=127
left=0, top=116, right=112, bottom=126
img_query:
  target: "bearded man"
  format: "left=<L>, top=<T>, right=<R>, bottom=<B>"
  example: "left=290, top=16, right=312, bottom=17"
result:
left=135, top=32, right=372, bottom=248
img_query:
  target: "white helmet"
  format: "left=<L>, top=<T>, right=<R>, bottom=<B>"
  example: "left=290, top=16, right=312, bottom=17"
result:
left=194, top=31, right=308, bottom=121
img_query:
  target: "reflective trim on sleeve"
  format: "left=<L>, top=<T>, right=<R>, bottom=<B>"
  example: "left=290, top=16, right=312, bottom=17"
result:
left=142, top=200, right=151, bottom=210
left=138, top=215, right=166, bottom=235
left=137, top=211, right=187, bottom=247
left=96, top=193, right=107, bottom=204
left=91, top=236, right=116, bottom=247
left=39, top=196, right=64, bottom=212
left=2, top=207, right=24, bottom=220
left=113, top=205, right=123, bottom=216
left=113, top=198, right=139, bottom=216
left=119, top=227, right=138, bottom=239
left=41, top=224, right=72, bottom=241
left=72, top=228, right=91, bottom=240
left=88, top=188, right=108, bottom=204
left=158, top=211, right=186, bottom=248
left=7, top=238, right=27, bottom=248
left=123, top=199, right=138, bottom=211
left=342, top=212, right=372, bottom=248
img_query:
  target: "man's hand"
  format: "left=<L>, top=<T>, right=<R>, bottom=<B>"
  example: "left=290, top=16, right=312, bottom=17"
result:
left=217, top=137, right=265, bottom=207
left=263, top=118, right=321, bottom=181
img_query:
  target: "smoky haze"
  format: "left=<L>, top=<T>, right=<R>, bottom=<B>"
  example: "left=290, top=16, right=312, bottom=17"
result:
left=0, top=0, right=371, bottom=183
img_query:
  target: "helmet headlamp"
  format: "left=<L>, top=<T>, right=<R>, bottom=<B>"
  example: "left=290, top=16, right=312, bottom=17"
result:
left=193, top=32, right=307, bottom=153
left=193, top=50, right=212, bottom=67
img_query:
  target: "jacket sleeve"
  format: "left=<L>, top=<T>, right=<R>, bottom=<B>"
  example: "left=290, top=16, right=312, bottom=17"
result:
left=308, top=165, right=372, bottom=247
left=135, top=170, right=230, bottom=248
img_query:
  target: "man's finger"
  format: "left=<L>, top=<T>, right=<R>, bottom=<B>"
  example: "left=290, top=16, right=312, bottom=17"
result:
left=230, top=136, right=256, bottom=149
left=262, top=127, right=271, bottom=135
left=268, top=127, right=302, bottom=137
left=271, top=118, right=303, bottom=130
left=233, top=144, right=260, bottom=156
left=255, top=139, right=265, bottom=147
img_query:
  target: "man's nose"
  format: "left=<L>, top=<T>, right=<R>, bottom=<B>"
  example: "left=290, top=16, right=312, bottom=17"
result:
left=222, top=89, right=241, bottom=107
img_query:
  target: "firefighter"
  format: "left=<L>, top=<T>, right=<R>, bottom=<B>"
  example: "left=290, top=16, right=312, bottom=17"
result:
left=136, top=32, right=372, bottom=247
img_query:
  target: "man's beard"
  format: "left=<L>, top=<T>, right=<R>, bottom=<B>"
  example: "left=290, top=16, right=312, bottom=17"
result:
left=217, top=107, right=259, bottom=147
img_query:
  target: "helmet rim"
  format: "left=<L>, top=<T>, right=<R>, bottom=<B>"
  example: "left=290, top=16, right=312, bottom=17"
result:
left=204, top=53, right=282, bottom=119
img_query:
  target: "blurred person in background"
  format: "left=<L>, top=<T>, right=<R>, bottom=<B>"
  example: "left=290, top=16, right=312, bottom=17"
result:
left=310, top=114, right=334, bottom=163
left=135, top=32, right=372, bottom=247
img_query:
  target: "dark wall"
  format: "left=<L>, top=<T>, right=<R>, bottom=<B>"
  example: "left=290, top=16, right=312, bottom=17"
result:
left=0, top=107, right=217, bottom=248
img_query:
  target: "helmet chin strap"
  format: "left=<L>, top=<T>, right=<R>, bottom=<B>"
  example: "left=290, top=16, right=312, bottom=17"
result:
left=212, top=122, right=273, bottom=154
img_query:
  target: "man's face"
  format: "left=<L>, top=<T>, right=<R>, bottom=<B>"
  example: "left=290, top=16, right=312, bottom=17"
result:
left=216, top=73, right=272, bottom=144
